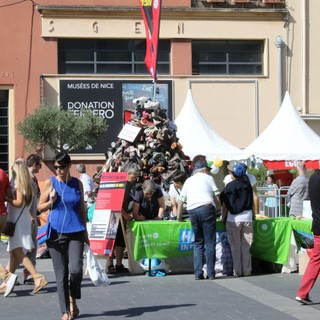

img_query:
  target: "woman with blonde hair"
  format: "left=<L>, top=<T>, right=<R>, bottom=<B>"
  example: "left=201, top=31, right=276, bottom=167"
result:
left=3, top=160, right=48, bottom=297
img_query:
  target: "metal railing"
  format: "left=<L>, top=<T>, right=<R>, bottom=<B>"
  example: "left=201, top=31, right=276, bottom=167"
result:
left=257, top=186, right=290, bottom=217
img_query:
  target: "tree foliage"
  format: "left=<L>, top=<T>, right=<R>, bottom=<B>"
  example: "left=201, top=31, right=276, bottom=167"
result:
left=17, top=105, right=108, bottom=154
left=247, top=164, right=268, bottom=187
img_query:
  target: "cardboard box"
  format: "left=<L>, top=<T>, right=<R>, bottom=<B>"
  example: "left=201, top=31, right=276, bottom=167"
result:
left=298, top=252, right=310, bottom=275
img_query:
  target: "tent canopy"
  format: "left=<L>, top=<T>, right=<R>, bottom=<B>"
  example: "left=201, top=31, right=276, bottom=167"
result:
left=175, top=89, right=245, bottom=161
left=243, top=91, right=320, bottom=161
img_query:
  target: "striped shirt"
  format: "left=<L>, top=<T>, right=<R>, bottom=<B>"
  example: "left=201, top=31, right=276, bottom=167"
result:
left=287, top=175, right=309, bottom=216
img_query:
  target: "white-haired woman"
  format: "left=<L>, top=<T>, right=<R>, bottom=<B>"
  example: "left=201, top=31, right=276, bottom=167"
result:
left=132, top=180, right=165, bottom=220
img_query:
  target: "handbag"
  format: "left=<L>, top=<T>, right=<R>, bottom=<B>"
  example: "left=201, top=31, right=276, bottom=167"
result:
left=37, top=212, right=52, bottom=245
left=84, top=244, right=110, bottom=286
left=3, top=204, right=26, bottom=237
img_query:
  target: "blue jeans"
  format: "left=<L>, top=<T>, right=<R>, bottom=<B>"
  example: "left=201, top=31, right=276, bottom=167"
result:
left=188, top=204, right=217, bottom=278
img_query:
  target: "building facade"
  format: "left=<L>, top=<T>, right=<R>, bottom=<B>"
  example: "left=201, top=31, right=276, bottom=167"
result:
left=0, top=0, right=319, bottom=180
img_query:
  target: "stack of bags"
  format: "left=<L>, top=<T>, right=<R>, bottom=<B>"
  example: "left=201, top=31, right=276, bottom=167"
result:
left=103, top=97, right=192, bottom=190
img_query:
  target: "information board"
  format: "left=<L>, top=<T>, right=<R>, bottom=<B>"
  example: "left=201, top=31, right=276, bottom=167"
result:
left=59, top=80, right=172, bottom=154
left=89, top=172, right=128, bottom=256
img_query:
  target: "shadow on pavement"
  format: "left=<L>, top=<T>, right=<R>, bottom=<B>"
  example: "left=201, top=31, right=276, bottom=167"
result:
left=80, top=303, right=196, bottom=318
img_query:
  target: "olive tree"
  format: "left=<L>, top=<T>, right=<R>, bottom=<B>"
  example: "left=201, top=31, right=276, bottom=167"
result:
left=17, top=105, right=108, bottom=154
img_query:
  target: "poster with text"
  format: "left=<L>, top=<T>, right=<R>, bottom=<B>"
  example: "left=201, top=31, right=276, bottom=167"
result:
left=59, top=80, right=123, bottom=153
left=59, top=79, right=172, bottom=154
left=89, top=172, right=127, bottom=255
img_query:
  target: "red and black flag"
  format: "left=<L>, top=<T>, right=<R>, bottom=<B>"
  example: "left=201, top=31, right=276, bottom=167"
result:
left=139, top=0, right=162, bottom=82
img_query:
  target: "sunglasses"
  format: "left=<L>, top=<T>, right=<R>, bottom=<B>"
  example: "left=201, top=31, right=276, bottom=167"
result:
left=53, top=165, right=68, bottom=170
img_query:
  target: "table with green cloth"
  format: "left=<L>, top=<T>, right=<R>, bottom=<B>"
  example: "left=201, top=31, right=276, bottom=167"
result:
left=128, top=218, right=313, bottom=266
left=251, top=217, right=313, bottom=265
left=128, top=220, right=225, bottom=261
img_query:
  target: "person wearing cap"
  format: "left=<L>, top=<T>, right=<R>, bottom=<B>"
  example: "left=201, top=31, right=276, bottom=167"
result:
left=224, top=163, right=259, bottom=215
left=220, top=163, right=254, bottom=277
left=287, top=162, right=309, bottom=217
left=177, top=154, right=220, bottom=280
left=242, top=164, right=259, bottom=215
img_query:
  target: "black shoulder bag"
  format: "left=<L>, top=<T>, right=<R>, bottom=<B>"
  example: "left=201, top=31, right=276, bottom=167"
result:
left=3, top=204, right=26, bottom=237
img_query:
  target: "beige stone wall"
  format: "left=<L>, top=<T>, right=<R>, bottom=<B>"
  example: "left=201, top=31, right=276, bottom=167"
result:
left=40, top=11, right=286, bottom=148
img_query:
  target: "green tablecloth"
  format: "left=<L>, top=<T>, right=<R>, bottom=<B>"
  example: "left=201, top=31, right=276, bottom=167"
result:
left=291, top=218, right=314, bottom=248
left=128, top=218, right=313, bottom=265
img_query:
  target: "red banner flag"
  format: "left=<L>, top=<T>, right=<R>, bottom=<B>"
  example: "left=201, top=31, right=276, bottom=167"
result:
left=139, top=0, right=162, bottom=82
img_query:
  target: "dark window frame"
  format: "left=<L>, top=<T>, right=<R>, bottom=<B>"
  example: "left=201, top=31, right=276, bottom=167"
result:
left=192, top=40, right=264, bottom=75
left=58, top=39, right=170, bottom=75
left=0, top=90, right=9, bottom=172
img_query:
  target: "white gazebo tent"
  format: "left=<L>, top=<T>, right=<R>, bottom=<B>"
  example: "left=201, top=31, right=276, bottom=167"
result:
left=175, top=89, right=245, bottom=161
left=243, top=91, right=320, bottom=163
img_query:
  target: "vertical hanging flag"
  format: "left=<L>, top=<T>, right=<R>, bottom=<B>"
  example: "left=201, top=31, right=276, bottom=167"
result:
left=139, top=0, right=162, bottom=82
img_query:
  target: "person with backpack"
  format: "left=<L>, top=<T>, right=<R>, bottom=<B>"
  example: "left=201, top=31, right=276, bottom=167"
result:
left=220, top=163, right=254, bottom=277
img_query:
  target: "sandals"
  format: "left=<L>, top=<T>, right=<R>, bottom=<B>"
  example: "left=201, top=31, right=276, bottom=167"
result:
left=32, top=274, right=48, bottom=294
left=70, top=297, right=80, bottom=319
left=3, top=273, right=18, bottom=297
left=61, top=312, right=72, bottom=320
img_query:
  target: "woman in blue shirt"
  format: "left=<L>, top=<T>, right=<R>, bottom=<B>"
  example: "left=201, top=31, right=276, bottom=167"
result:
left=38, top=153, right=89, bottom=320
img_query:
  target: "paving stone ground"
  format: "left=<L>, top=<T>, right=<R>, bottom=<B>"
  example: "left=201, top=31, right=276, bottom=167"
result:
left=0, top=240, right=320, bottom=320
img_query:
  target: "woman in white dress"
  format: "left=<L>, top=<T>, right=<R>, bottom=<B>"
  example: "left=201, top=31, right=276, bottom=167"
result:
left=4, top=160, right=48, bottom=297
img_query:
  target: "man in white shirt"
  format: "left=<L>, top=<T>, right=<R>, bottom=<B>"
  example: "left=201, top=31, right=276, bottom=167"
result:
left=76, top=164, right=94, bottom=205
left=177, top=155, right=220, bottom=280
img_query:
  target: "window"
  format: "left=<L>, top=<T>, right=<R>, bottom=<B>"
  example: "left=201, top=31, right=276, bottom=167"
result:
left=192, top=40, right=264, bottom=75
left=0, top=90, right=8, bottom=172
left=58, top=39, right=170, bottom=75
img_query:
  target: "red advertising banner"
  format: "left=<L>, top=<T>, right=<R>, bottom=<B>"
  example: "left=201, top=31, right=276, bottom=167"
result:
left=264, top=160, right=320, bottom=170
left=89, top=172, right=128, bottom=256
left=139, top=0, right=162, bottom=82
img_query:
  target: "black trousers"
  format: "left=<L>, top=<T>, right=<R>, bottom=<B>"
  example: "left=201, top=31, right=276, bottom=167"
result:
left=47, top=230, right=85, bottom=314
